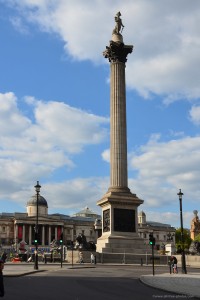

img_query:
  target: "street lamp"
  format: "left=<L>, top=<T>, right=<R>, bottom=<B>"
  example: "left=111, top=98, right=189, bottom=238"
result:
left=34, top=181, right=41, bottom=270
left=177, top=189, right=187, bottom=274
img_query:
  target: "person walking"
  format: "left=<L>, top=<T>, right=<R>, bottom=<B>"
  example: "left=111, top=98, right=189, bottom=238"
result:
left=0, top=259, right=5, bottom=297
left=79, top=252, right=84, bottom=264
left=171, top=256, right=178, bottom=274
left=90, top=253, right=95, bottom=264
left=1, top=253, right=7, bottom=264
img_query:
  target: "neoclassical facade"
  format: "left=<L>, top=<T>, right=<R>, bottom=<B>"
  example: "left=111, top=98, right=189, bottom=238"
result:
left=137, top=211, right=176, bottom=250
left=0, top=193, right=100, bottom=249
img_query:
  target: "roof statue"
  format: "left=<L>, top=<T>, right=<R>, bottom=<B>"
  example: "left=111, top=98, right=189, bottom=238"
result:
left=112, top=11, right=124, bottom=35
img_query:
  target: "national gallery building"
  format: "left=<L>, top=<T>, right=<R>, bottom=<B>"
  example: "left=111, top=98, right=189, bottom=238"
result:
left=0, top=193, right=101, bottom=249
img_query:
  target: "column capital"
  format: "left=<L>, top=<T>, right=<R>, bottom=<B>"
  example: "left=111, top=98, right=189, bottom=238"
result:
left=103, top=41, right=133, bottom=63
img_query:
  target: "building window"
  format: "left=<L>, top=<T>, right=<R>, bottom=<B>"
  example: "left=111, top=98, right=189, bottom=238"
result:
left=144, top=233, right=146, bottom=238
left=73, top=230, right=76, bottom=236
left=67, top=229, right=70, bottom=234
left=2, top=226, right=6, bottom=233
left=90, top=230, right=93, bottom=236
left=82, top=230, right=84, bottom=235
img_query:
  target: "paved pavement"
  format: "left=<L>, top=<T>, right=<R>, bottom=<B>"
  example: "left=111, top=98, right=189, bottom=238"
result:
left=140, top=272, right=200, bottom=299
left=3, top=263, right=200, bottom=298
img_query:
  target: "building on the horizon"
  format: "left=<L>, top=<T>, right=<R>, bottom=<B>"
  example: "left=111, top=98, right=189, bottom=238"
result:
left=138, top=211, right=176, bottom=251
left=0, top=193, right=175, bottom=254
left=0, top=193, right=100, bottom=250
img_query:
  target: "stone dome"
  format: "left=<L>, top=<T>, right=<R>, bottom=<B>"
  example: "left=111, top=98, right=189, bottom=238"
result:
left=27, top=194, right=48, bottom=207
left=73, top=206, right=101, bottom=219
left=27, top=194, right=48, bottom=217
left=138, top=211, right=146, bottom=217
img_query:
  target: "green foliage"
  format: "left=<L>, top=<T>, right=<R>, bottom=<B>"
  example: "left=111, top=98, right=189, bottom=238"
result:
left=175, top=228, right=192, bottom=250
left=194, top=233, right=200, bottom=242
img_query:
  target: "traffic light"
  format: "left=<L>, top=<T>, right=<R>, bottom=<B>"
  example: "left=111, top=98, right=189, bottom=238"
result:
left=149, top=233, right=155, bottom=246
left=34, top=233, right=38, bottom=244
left=59, top=233, right=63, bottom=245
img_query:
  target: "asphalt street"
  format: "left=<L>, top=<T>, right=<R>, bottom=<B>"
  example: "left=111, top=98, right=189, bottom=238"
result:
left=4, top=274, right=177, bottom=300
left=3, top=264, right=200, bottom=300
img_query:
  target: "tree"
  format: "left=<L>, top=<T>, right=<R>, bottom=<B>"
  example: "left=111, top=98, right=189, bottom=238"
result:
left=175, top=228, right=192, bottom=252
left=194, top=233, right=200, bottom=242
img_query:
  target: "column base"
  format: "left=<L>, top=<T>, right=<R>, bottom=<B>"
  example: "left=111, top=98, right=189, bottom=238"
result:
left=97, top=188, right=144, bottom=254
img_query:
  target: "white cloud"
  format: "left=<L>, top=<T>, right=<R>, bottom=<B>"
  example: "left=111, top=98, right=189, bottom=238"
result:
left=101, top=148, right=110, bottom=163
left=3, top=0, right=200, bottom=101
left=9, top=16, right=29, bottom=34
left=189, top=106, right=200, bottom=125
left=43, top=177, right=109, bottom=213
left=129, top=135, right=200, bottom=213
left=0, top=92, right=108, bottom=200
left=26, top=97, right=109, bottom=153
left=0, top=92, right=31, bottom=134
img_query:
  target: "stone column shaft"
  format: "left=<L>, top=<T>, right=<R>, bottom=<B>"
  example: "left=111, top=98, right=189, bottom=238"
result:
left=55, top=227, right=57, bottom=240
left=42, top=226, right=45, bottom=245
left=22, top=225, right=25, bottom=241
left=48, top=226, right=51, bottom=245
left=29, top=225, right=32, bottom=245
left=110, top=62, right=128, bottom=189
left=15, top=224, right=18, bottom=243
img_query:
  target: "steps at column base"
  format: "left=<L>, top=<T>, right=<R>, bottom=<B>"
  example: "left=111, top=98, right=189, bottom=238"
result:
left=96, top=235, right=151, bottom=254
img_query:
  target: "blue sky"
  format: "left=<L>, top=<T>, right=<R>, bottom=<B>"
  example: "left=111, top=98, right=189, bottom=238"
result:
left=0, top=0, right=200, bottom=228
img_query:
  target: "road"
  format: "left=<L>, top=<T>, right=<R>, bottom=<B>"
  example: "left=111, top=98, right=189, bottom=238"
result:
left=4, top=276, right=176, bottom=300
left=5, top=265, right=198, bottom=300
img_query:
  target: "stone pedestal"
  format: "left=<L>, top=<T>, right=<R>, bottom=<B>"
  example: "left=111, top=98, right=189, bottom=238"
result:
left=96, top=190, right=145, bottom=253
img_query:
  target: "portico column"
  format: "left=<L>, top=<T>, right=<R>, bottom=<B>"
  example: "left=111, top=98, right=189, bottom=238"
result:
left=42, top=226, right=45, bottom=245
left=22, top=225, right=25, bottom=241
left=71, top=228, right=74, bottom=242
left=55, top=227, right=58, bottom=240
left=48, top=226, right=51, bottom=245
left=29, top=225, right=32, bottom=245
left=15, top=224, right=18, bottom=244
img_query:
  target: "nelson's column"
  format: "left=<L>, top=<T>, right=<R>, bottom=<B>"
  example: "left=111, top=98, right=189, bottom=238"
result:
left=96, top=12, right=145, bottom=254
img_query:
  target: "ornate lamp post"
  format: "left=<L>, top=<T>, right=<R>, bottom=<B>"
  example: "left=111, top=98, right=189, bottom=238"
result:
left=177, top=189, right=187, bottom=274
left=34, top=181, right=41, bottom=270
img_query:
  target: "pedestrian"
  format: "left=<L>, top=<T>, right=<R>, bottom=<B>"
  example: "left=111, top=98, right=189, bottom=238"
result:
left=1, top=253, right=7, bottom=264
left=0, top=259, right=4, bottom=297
left=171, top=256, right=178, bottom=274
left=90, top=253, right=95, bottom=264
left=79, top=252, right=84, bottom=264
